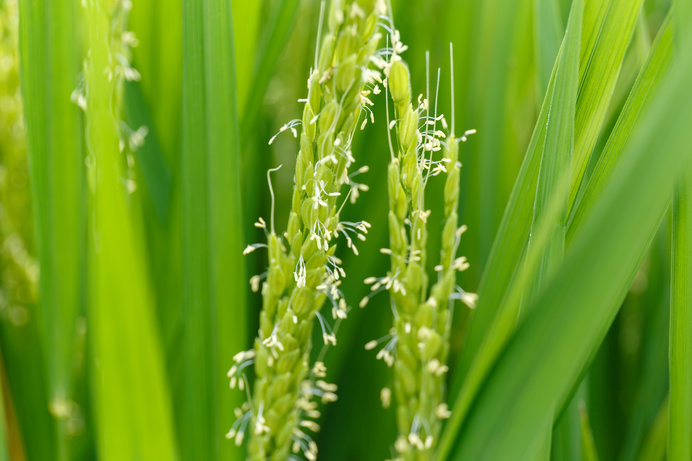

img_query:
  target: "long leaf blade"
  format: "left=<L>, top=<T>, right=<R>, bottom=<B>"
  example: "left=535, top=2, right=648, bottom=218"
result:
left=181, top=0, right=247, bottom=459
left=440, top=1, right=583, bottom=455
left=668, top=2, right=692, bottom=458
left=16, top=0, right=85, bottom=457
left=669, top=168, right=692, bottom=461
left=447, top=37, right=692, bottom=460
left=84, top=1, right=178, bottom=459
left=451, top=0, right=646, bottom=403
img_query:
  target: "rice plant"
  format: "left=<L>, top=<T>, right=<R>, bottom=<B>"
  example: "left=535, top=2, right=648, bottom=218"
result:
left=0, top=0, right=691, bottom=460
left=227, top=1, right=383, bottom=460
left=360, top=25, right=476, bottom=459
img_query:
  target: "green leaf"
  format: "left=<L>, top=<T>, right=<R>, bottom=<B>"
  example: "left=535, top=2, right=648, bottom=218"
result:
left=451, top=0, right=646, bottom=403
left=446, top=32, right=692, bottom=459
left=129, top=0, right=183, bottom=162
left=122, top=80, right=172, bottom=223
left=570, top=0, right=645, bottom=209
left=240, top=0, right=300, bottom=136
left=568, top=14, right=672, bottom=237
left=619, top=232, right=670, bottom=461
left=676, top=0, right=692, bottom=37
left=181, top=0, right=248, bottom=459
left=441, top=1, right=583, bottom=455
left=528, top=3, right=584, bottom=451
left=551, top=393, right=584, bottom=461
left=669, top=178, right=692, bottom=460
left=16, top=0, right=85, bottom=457
left=233, top=0, right=262, bottom=113
left=463, top=0, right=530, bottom=268
left=127, top=0, right=184, bottom=396
left=638, top=397, right=669, bottom=461
left=668, top=2, right=692, bottom=459
left=579, top=400, right=600, bottom=461
left=84, top=1, right=178, bottom=459
left=533, top=0, right=563, bottom=97
left=525, top=0, right=581, bottom=308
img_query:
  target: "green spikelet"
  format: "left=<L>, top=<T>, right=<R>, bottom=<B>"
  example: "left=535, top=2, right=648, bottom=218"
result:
left=227, top=1, right=384, bottom=460
left=372, top=33, right=476, bottom=461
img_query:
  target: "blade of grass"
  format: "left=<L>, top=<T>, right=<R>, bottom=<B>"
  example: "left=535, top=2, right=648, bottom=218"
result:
left=122, top=80, right=172, bottom=223
left=579, top=401, right=600, bottom=461
left=130, top=0, right=182, bottom=161
left=240, top=0, right=300, bottom=137
left=16, top=0, right=85, bottom=457
left=441, top=1, right=583, bottom=453
left=233, top=0, right=262, bottom=112
left=453, top=8, right=665, bottom=450
left=84, top=1, right=178, bottom=459
left=610, top=10, right=652, bottom=121
left=524, top=0, right=581, bottom=311
left=445, top=38, right=692, bottom=459
left=586, top=332, right=622, bottom=460
left=450, top=0, right=535, bottom=369
left=127, top=0, right=184, bottom=400
left=668, top=2, right=692, bottom=459
left=533, top=0, right=563, bottom=97
left=568, top=14, right=672, bottom=235
left=528, top=12, right=584, bottom=455
left=121, top=77, right=181, bottom=360
left=638, top=397, right=669, bottom=461
left=452, top=0, right=647, bottom=401
left=0, top=1, right=55, bottom=458
left=181, top=0, right=247, bottom=459
left=569, top=0, right=645, bottom=209
left=620, top=231, right=670, bottom=461
left=466, top=0, right=526, bottom=269
left=573, top=15, right=670, bottom=457
left=669, top=148, right=692, bottom=461
left=551, top=391, right=584, bottom=461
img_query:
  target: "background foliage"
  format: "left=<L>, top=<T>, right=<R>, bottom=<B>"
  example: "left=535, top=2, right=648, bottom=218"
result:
left=0, top=0, right=690, bottom=459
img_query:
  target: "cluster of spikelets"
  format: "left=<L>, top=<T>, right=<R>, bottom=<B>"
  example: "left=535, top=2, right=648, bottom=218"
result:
left=228, top=0, right=387, bottom=460
left=0, top=0, right=38, bottom=328
left=359, top=25, right=477, bottom=461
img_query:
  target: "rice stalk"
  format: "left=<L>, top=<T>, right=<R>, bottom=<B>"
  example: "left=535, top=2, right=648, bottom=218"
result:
left=226, top=1, right=384, bottom=460
left=363, top=25, right=475, bottom=459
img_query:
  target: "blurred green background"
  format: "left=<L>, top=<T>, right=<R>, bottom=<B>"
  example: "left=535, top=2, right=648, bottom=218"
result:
left=1, top=0, right=691, bottom=459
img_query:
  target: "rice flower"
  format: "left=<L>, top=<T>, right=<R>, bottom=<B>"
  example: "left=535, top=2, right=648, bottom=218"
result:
left=229, top=1, right=385, bottom=459
left=364, top=25, right=477, bottom=460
